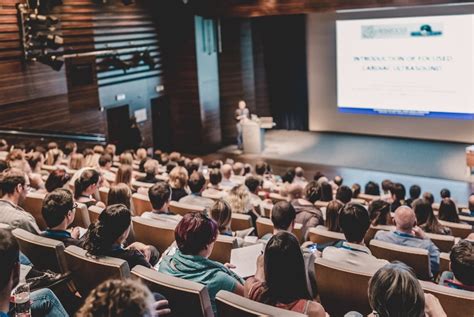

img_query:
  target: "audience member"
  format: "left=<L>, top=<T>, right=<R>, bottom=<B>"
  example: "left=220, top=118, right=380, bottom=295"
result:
left=320, top=182, right=333, bottom=202
left=245, top=232, right=326, bottom=317
left=304, top=181, right=321, bottom=204
left=209, top=199, right=233, bottom=237
left=136, top=159, right=159, bottom=184
left=440, top=188, right=451, bottom=199
left=97, top=154, right=114, bottom=180
left=368, top=200, right=392, bottom=226
left=351, top=183, right=361, bottom=198
left=142, top=182, right=181, bottom=223
left=406, top=184, right=421, bottom=207
left=168, top=166, right=189, bottom=202
left=84, top=204, right=158, bottom=269
left=412, top=198, right=451, bottom=235
left=389, top=183, right=406, bottom=212
left=119, top=152, right=134, bottom=166
left=107, top=183, right=132, bottom=209
left=322, top=203, right=388, bottom=271
left=423, top=191, right=435, bottom=205
left=0, top=168, right=40, bottom=233
left=245, top=175, right=263, bottom=213
left=374, top=206, right=440, bottom=276
left=74, top=169, right=103, bottom=208
left=439, top=240, right=474, bottom=291
left=281, top=168, right=296, bottom=184
left=325, top=200, right=343, bottom=232
left=69, top=153, right=85, bottom=170
left=44, top=168, right=70, bottom=193
left=293, top=167, right=307, bottom=186
left=461, top=194, right=474, bottom=217
left=158, top=212, right=244, bottom=314
left=202, top=168, right=226, bottom=199
left=226, top=184, right=259, bottom=227
left=287, top=183, right=323, bottom=239
left=438, top=198, right=461, bottom=223
left=220, top=164, right=236, bottom=189
left=368, top=262, right=446, bottom=317
left=267, top=201, right=296, bottom=238
left=41, top=188, right=84, bottom=247
left=335, top=185, right=352, bottom=204
left=380, top=179, right=393, bottom=198
left=365, top=181, right=381, bottom=196
left=333, top=175, right=343, bottom=187
left=63, top=141, right=77, bottom=164
left=179, top=171, right=214, bottom=208
left=115, top=164, right=133, bottom=189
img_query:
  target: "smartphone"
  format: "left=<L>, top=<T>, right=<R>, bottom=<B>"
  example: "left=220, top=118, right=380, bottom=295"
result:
left=307, top=243, right=318, bottom=253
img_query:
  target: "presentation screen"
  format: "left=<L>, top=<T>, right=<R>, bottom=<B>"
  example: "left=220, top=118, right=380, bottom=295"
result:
left=336, top=15, right=474, bottom=119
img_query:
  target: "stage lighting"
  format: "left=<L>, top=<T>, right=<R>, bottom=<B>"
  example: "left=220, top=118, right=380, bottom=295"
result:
left=34, top=32, right=63, bottom=50
left=36, top=54, right=64, bottom=71
left=28, top=13, right=59, bottom=27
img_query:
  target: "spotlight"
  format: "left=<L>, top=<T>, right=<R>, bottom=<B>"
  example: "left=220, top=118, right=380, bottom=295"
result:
left=34, top=32, right=63, bottom=50
left=37, top=54, right=64, bottom=71
left=28, top=13, right=59, bottom=27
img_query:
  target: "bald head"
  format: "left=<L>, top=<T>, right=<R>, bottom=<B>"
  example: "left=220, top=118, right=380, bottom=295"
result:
left=221, top=164, right=232, bottom=179
left=394, top=206, right=416, bottom=232
left=468, top=194, right=474, bottom=212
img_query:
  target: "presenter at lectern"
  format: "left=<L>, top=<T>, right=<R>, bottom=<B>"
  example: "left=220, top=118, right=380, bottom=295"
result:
left=235, top=100, right=250, bottom=150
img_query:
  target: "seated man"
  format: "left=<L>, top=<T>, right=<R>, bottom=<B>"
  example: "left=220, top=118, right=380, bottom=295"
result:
left=287, top=183, right=323, bottom=240
left=439, top=240, right=474, bottom=291
left=0, top=229, right=69, bottom=317
left=142, top=182, right=182, bottom=224
left=260, top=201, right=296, bottom=241
left=374, top=206, right=440, bottom=276
left=202, top=169, right=226, bottom=199
left=322, top=203, right=388, bottom=272
left=179, top=172, right=214, bottom=208
left=0, top=168, right=40, bottom=234
left=460, top=194, right=474, bottom=217
left=245, top=175, right=263, bottom=215
left=219, top=164, right=236, bottom=190
left=98, top=153, right=115, bottom=182
left=40, top=188, right=85, bottom=247
left=136, top=159, right=160, bottom=184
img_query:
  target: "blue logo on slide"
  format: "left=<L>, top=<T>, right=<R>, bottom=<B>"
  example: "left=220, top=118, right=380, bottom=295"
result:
left=410, top=24, right=442, bottom=37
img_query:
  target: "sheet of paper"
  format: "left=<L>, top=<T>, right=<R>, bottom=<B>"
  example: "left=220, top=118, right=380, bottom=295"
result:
left=78, top=227, right=88, bottom=238
left=230, top=243, right=263, bottom=278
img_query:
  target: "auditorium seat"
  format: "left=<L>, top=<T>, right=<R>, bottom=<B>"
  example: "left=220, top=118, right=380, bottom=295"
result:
left=350, top=198, right=367, bottom=205
left=209, top=235, right=236, bottom=264
left=262, top=203, right=272, bottom=217
left=131, top=193, right=152, bottom=216
left=215, top=290, right=307, bottom=317
left=169, top=201, right=206, bottom=217
left=459, top=215, right=474, bottom=225
left=71, top=202, right=90, bottom=228
left=64, top=245, right=130, bottom=297
left=420, top=280, right=474, bottom=317
left=132, top=180, right=154, bottom=190
left=132, top=217, right=176, bottom=255
left=202, top=191, right=222, bottom=200
left=439, top=252, right=450, bottom=274
left=425, top=232, right=455, bottom=253
left=357, top=193, right=380, bottom=203
left=255, top=217, right=303, bottom=243
left=12, top=228, right=68, bottom=274
left=369, top=239, right=431, bottom=280
left=230, top=213, right=253, bottom=232
left=268, top=193, right=287, bottom=204
left=22, top=191, right=47, bottom=230
left=132, top=265, right=214, bottom=317
left=88, top=205, right=103, bottom=225
left=364, top=225, right=394, bottom=245
left=438, top=220, right=472, bottom=239
left=314, top=201, right=329, bottom=208
left=314, top=257, right=373, bottom=316
left=98, top=186, right=109, bottom=205
left=307, top=226, right=345, bottom=245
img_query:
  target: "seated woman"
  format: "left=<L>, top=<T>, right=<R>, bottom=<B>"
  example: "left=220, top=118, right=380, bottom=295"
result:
left=108, top=183, right=132, bottom=210
left=245, top=231, right=326, bottom=317
left=324, top=200, right=344, bottom=232
left=288, top=183, right=324, bottom=240
left=368, top=200, right=393, bottom=226
left=115, top=164, right=134, bottom=191
left=169, top=166, right=189, bottom=202
left=413, top=198, right=451, bottom=235
left=44, top=168, right=70, bottom=193
left=74, top=169, right=105, bottom=208
left=83, top=204, right=158, bottom=269
left=439, top=198, right=462, bottom=223
left=158, top=212, right=244, bottom=315
left=226, top=184, right=259, bottom=228
left=209, top=200, right=252, bottom=247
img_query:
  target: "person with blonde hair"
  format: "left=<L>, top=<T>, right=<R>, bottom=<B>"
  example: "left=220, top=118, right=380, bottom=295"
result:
left=69, top=153, right=85, bottom=170
left=76, top=279, right=170, bottom=317
left=119, top=152, right=134, bottom=166
left=226, top=184, right=259, bottom=227
left=115, top=164, right=133, bottom=189
left=169, top=166, right=189, bottom=201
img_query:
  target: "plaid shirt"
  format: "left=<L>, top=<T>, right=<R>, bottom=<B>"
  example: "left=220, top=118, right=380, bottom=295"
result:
left=0, top=199, right=40, bottom=234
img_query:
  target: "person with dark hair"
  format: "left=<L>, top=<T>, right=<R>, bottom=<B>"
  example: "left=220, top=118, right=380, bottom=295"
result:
left=368, top=262, right=446, bottom=317
left=245, top=232, right=326, bottom=316
left=325, top=200, right=343, bottom=232
left=413, top=199, right=451, bottom=235
left=438, top=198, right=461, bottom=223
left=41, top=188, right=84, bottom=247
left=320, top=182, right=333, bottom=202
left=107, top=183, right=132, bottom=209
left=389, top=183, right=406, bottom=212
left=179, top=171, right=214, bottom=208
left=271, top=201, right=296, bottom=233
left=287, top=184, right=323, bottom=240
left=97, top=153, right=115, bottom=182
left=423, top=192, right=435, bottom=205
left=202, top=168, right=226, bottom=200
left=352, top=183, right=361, bottom=198
left=323, top=203, right=388, bottom=271
left=335, top=185, right=352, bottom=204
left=74, top=169, right=103, bottom=208
left=440, top=188, right=451, bottom=199
left=406, top=185, right=421, bottom=207
left=281, top=168, right=296, bottom=184
left=333, top=175, right=343, bottom=187
left=381, top=179, right=393, bottom=196
left=439, top=240, right=474, bottom=291
left=0, top=161, right=7, bottom=174
left=368, top=200, right=392, bottom=226
left=245, top=175, right=263, bottom=213
left=293, top=167, right=307, bottom=186
left=83, top=204, right=158, bottom=269
left=0, top=169, right=40, bottom=233
left=313, top=171, right=325, bottom=182
left=142, top=182, right=181, bottom=224
left=0, top=229, right=69, bottom=317
left=364, top=181, right=380, bottom=196
left=44, top=168, right=70, bottom=193
left=304, top=181, right=321, bottom=204
left=158, top=212, right=244, bottom=314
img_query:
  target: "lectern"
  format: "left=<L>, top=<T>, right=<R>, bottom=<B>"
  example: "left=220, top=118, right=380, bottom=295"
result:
left=241, top=117, right=274, bottom=154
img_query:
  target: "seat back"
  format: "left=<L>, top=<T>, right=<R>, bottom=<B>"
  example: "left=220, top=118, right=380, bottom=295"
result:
left=314, top=201, right=329, bottom=208
left=12, top=228, right=67, bottom=273
left=369, top=240, right=431, bottom=280
left=459, top=215, right=474, bottom=226
left=230, top=213, right=253, bottom=232
left=98, top=186, right=109, bottom=205
left=71, top=202, right=91, bottom=228
left=307, top=226, right=345, bottom=245
left=132, top=180, right=154, bottom=190
left=357, top=193, right=380, bottom=203
left=132, top=265, right=214, bottom=317
left=132, top=217, right=176, bottom=255
left=255, top=217, right=273, bottom=238
left=64, top=245, right=130, bottom=297
left=132, top=193, right=153, bottom=216
left=88, top=205, right=104, bottom=225
left=22, top=192, right=47, bottom=230
left=209, top=235, right=235, bottom=264
left=215, top=290, right=307, bottom=317
left=439, top=252, right=450, bottom=274
left=420, top=280, right=474, bottom=317
left=438, top=220, right=472, bottom=239
left=315, top=257, right=373, bottom=316
left=364, top=225, right=394, bottom=245
left=169, top=201, right=206, bottom=217
left=425, top=232, right=455, bottom=253
left=268, top=193, right=287, bottom=204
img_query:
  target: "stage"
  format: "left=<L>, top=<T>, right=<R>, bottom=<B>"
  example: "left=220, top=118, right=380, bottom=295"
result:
left=213, top=130, right=474, bottom=204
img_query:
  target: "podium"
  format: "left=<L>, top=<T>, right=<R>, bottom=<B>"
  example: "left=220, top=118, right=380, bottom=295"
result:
left=241, top=117, right=274, bottom=154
